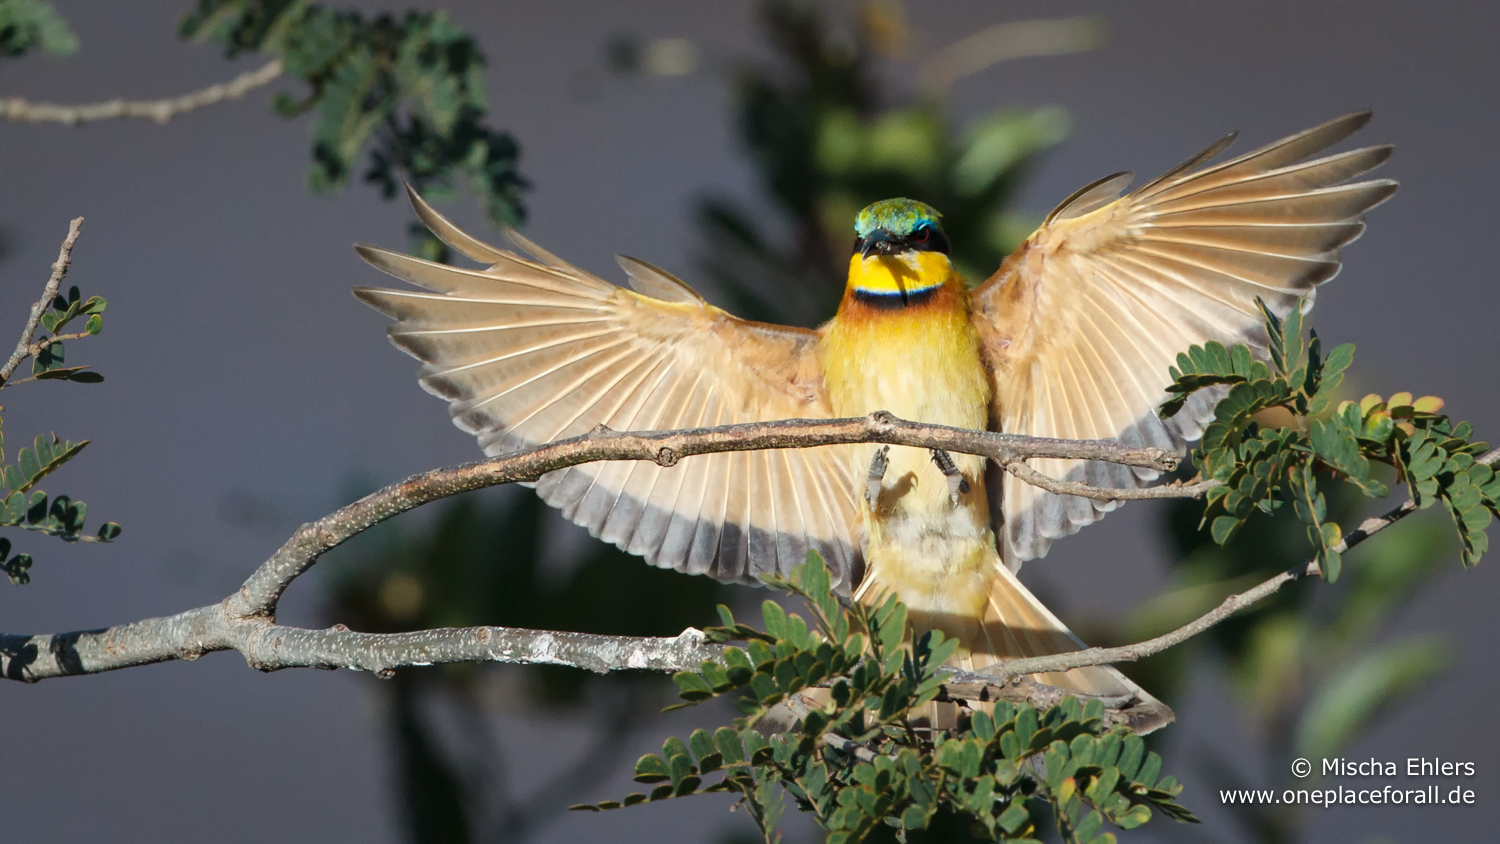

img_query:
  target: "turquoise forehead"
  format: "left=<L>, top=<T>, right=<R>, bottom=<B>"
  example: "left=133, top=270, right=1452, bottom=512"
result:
left=854, top=198, right=943, bottom=237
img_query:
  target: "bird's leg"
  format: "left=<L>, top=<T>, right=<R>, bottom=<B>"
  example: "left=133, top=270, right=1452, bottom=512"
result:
left=865, top=445, right=890, bottom=511
left=929, top=449, right=971, bottom=507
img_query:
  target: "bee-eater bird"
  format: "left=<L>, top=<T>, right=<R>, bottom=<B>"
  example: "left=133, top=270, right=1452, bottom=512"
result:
left=354, top=112, right=1394, bottom=729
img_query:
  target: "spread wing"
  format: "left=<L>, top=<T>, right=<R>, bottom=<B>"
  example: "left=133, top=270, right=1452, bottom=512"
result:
left=972, top=111, right=1396, bottom=564
left=355, top=188, right=861, bottom=588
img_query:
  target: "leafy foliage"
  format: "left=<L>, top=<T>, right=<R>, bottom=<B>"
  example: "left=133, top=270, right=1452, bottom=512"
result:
left=1163, top=298, right=1496, bottom=581
left=576, top=554, right=1196, bottom=843
left=0, top=278, right=119, bottom=584
left=1126, top=300, right=1488, bottom=841
left=28, top=284, right=108, bottom=384
left=0, top=0, right=77, bottom=57
left=180, top=0, right=526, bottom=254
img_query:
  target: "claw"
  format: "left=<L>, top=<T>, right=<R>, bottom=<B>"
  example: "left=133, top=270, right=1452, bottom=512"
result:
left=865, top=445, right=890, bottom=510
left=929, top=448, right=970, bottom=507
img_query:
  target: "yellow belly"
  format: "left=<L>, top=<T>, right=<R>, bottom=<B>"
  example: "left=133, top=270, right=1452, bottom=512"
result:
left=818, top=259, right=998, bottom=630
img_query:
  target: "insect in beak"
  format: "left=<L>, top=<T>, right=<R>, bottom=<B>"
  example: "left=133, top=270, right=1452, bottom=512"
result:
left=859, top=229, right=897, bottom=259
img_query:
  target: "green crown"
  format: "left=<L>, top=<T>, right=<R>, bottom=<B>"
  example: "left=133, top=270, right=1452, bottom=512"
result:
left=854, top=198, right=943, bottom=237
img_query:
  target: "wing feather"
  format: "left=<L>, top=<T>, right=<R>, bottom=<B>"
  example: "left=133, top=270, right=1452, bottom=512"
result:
left=618, top=371, right=706, bottom=556
left=357, top=194, right=861, bottom=588
left=973, top=112, right=1394, bottom=563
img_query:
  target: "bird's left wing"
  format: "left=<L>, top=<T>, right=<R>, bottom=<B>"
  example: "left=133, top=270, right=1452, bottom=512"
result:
left=355, top=189, right=861, bottom=588
left=972, top=111, right=1396, bottom=565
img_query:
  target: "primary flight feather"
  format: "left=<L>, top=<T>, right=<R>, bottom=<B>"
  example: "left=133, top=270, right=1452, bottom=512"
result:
left=355, top=112, right=1395, bottom=730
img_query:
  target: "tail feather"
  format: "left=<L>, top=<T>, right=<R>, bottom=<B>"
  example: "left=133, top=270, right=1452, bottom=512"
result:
left=964, top=566, right=1173, bottom=734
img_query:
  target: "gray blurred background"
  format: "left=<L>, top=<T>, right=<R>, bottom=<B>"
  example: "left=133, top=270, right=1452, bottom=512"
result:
left=2, top=1, right=1497, bottom=842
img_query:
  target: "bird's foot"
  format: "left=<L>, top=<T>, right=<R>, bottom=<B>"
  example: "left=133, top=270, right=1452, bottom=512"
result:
left=929, top=448, right=970, bottom=507
left=865, top=445, right=890, bottom=510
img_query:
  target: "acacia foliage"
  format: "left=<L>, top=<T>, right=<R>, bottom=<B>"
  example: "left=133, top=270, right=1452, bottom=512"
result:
left=1, top=284, right=120, bottom=585
left=1163, top=298, right=1496, bottom=580
left=180, top=0, right=526, bottom=248
left=576, top=555, right=1196, bottom=843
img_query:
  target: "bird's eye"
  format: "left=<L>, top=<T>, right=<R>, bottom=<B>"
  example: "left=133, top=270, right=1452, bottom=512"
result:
left=913, top=228, right=930, bottom=244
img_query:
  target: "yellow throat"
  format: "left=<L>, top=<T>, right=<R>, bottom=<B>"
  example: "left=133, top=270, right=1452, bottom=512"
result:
left=818, top=251, right=997, bottom=638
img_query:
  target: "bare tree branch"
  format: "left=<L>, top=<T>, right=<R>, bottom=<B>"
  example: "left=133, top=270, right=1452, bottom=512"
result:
left=1, top=60, right=282, bottom=125
left=0, top=606, right=722, bottom=682
left=226, top=412, right=1182, bottom=620
left=0, top=217, right=82, bottom=388
left=0, top=407, right=1186, bottom=691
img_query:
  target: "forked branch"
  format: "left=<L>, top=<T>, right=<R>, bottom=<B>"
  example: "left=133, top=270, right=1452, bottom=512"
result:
left=1, top=398, right=1196, bottom=690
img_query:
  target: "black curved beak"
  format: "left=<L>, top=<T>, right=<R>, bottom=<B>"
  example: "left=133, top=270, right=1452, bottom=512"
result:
left=859, top=228, right=898, bottom=259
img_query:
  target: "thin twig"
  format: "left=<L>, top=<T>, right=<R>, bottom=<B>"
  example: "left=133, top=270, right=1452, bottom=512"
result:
left=1, top=60, right=283, bottom=125
left=1002, top=459, right=1220, bottom=501
left=0, top=218, right=82, bottom=388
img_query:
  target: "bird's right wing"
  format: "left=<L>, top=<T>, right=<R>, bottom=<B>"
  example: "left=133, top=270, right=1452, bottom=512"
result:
left=355, top=189, right=861, bottom=588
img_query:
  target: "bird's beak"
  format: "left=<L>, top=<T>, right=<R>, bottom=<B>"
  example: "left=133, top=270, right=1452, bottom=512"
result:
left=860, top=229, right=897, bottom=259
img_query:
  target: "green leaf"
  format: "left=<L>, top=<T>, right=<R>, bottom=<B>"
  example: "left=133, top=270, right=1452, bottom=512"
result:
left=876, top=600, right=907, bottom=656
left=1320, top=545, right=1342, bottom=582
left=688, top=728, right=716, bottom=763
left=31, top=340, right=63, bottom=375
left=633, top=754, right=671, bottom=784
left=714, top=727, right=743, bottom=764
left=33, top=366, right=103, bottom=383
left=761, top=600, right=787, bottom=638
left=25, top=490, right=47, bottom=524
left=17, top=446, right=39, bottom=481
left=1210, top=515, right=1242, bottom=546
left=672, top=671, right=713, bottom=701
left=1, top=492, right=22, bottom=523
left=1114, top=803, right=1153, bottom=830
